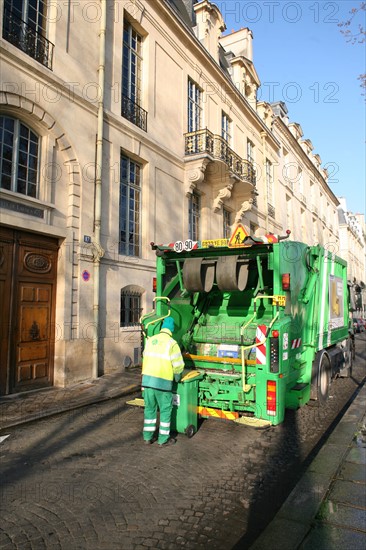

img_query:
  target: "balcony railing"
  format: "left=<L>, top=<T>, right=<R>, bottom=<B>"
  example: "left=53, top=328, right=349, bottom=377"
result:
left=185, top=129, right=256, bottom=186
left=300, top=193, right=307, bottom=205
left=122, top=94, right=147, bottom=132
left=311, top=204, right=318, bottom=215
left=3, top=7, right=54, bottom=70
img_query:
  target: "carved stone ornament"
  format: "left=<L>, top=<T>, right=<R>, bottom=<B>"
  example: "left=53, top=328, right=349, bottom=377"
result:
left=213, top=183, right=233, bottom=212
left=184, top=159, right=210, bottom=195
left=235, top=198, right=253, bottom=224
left=24, top=252, right=51, bottom=273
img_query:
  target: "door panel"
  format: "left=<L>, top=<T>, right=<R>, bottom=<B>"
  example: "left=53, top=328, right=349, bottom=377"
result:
left=13, top=282, right=54, bottom=392
left=0, top=227, right=58, bottom=395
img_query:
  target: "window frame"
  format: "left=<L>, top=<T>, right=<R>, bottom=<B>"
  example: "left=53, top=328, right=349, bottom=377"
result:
left=3, top=0, right=53, bottom=69
left=223, top=208, right=231, bottom=239
left=188, top=191, right=200, bottom=241
left=119, top=153, right=142, bottom=257
left=266, top=158, right=274, bottom=207
left=122, top=18, right=143, bottom=107
left=0, top=115, right=40, bottom=199
left=120, top=290, right=142, bottom=328
left=188, top=78, right=203, bottom=133
left=247, top=139, right=255, bottom=164
left=221, top=111, right=232, bottom=145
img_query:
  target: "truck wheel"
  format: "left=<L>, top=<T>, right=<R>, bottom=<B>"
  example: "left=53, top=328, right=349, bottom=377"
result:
left=185, top=425, right=195, bottom=438
left=317, top=352, right=331, bottom=404
left=340, top=337, right=353, bottom=378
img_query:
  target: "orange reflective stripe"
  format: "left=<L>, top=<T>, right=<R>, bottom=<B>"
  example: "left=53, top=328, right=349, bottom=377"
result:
left=197, top=406, right=239, bottom=420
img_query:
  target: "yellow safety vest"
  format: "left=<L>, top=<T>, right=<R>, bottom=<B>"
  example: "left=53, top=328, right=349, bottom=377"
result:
left=142, top=329, right=184, bottom=391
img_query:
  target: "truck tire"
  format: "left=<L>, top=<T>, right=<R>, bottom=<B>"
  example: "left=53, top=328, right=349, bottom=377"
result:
left=340, top=336, right=353, bottom=378
left=317, top=352, right=331, bottom=404
left=310, top=351, right=330, bottom=404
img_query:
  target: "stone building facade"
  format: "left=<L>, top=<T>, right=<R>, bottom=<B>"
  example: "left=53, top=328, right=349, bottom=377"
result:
left=0, top=0, right=349, bottom=394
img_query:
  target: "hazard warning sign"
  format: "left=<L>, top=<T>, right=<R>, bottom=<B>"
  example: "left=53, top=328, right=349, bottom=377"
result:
left=228, top=224, right=249, bottom=247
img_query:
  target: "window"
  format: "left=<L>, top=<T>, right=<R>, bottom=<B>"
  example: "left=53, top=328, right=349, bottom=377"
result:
left=223, top=208, right=231, bottom=239
left=120, top=290, right=142, bottom=327
left=247, top=139, right=254, bottom=164
left=3, top=0, right=54, bottom=69
left=297, top=167, right=303, bottom=195
left=266, top=159, right=275, bottom=217
left=122, top=19, right=147, bottom=130
left=221, top=112, right=232, bottom=144
left=266, top=159, right=273, bottom=206
left=188, top=79, right=202, bottom=133
left=0, top=115, right=39, bottom=198
left=119, top=154, right=141, bottom=256
left=189, top=192, right=200, bottom=241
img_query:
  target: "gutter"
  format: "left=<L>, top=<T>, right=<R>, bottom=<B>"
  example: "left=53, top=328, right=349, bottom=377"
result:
left=92, top=0, right=106, bottom=378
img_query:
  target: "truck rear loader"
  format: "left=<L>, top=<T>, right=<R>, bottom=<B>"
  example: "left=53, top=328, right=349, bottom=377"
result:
left=140, top=229, right=353, bottom=435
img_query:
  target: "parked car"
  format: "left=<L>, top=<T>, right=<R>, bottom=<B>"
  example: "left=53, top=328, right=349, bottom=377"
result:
left=353, top=318, right=365, bottom=333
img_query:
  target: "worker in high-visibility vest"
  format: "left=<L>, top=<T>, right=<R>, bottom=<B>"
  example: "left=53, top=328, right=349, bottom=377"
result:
left=142, top=316, right=184, bottom=446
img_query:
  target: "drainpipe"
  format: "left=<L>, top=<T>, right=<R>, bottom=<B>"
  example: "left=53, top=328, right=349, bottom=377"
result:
left=92, top=0, right=106, bottom=379
left=261, top=131, right=269, bottom=232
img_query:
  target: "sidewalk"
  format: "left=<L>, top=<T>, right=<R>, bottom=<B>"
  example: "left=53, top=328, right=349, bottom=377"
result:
left=250, top=383, right=366, bottom=550
left=0, top=367, right=142, bottom=430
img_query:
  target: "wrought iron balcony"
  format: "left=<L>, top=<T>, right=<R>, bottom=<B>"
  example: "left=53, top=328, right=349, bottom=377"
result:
left=122, top=95, right=147, bottom=132
left=185, top=129, right=256, bottom=186
left=3, top=7, right=54, bottom=70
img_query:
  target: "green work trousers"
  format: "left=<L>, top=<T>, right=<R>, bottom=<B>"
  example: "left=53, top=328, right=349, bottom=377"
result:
left=143, top=387, right=173, bottom=444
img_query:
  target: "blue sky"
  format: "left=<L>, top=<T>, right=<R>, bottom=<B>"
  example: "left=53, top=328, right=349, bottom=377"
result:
left=217, top=0, right=366, bottom=215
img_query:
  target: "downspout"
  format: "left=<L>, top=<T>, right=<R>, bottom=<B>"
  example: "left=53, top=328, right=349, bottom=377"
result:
left=261, top=131, right=269, bottom=232
left=92, top=0, right=107, bottom=378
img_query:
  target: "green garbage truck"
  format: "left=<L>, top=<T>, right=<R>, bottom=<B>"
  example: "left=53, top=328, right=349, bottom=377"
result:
left=141, top=228, right=353, bottom=435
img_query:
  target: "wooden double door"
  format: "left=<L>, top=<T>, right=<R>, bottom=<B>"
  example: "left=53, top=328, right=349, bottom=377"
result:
left=0, top=227, right=58, bottom=395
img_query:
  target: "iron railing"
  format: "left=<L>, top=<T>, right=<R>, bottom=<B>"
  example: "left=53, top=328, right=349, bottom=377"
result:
left=3, top=7, right=54, bottom=70
left=311, top=204, right=318, bottom=215
left=300, top=193, right=307, bottom=205
left=122, top=94, right=148, bottom=132
left=185, top=129, right=256, bottom=186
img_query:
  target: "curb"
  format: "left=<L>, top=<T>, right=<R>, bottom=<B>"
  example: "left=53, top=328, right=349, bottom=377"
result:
left=249, top=383, right=366, bottom=549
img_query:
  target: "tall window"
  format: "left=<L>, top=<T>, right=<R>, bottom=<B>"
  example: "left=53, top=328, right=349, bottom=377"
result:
left=122, top=19, right=146, bottom=130
left=119, top=154, right=141, bottom=256
left=3, top=0, right=53, bottom=69
left=223, top=208, right=231, bottom=239
left=297, top=166, right=303, bottom=195
left=0, top=116, right=39, bottom=198
left=247, top=139, right=254, bottom=164
left=266, top=158, right=274, bottom=217
left=188, top=79, right=202, bottom=133
left=120, top=290, right=142, bottom=327
left=221, top=111, right=232, bottom=144
left=189, top=192, right=200, bottom=241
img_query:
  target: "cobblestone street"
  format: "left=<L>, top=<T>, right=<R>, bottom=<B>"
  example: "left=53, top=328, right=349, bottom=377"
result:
left=1, top=335, right=365, bottom=550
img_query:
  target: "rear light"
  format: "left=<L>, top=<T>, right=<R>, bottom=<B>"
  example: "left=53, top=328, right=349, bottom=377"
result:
left=282, top=273, right=290, bottom=290
left=272, top=330, right=279, bottom=338
left=267, top=380, right=277, bottom=416
left=152, top=277, right=157, bottom=292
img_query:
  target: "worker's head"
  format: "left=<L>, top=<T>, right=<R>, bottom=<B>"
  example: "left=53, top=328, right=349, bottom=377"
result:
left=162, top=316, right=175, bottom=333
